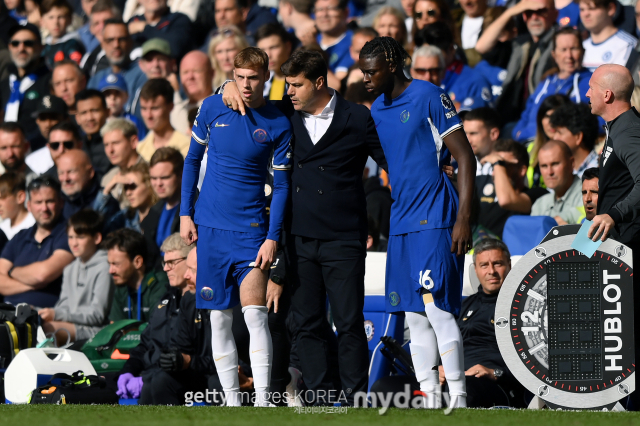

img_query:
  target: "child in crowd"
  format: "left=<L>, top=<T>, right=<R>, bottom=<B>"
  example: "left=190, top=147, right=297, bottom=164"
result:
left=99, top=72, right=147, bottom=140
left=40, top=0, right=85, bottom=69
left=38, top=209, right=114, bottom=345
left=0, top=172, right=35, bottom=240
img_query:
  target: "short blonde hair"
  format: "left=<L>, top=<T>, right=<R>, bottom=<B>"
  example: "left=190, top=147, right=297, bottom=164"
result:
left=160, top=233, right=194, bottom=257
left=373, top=7, right=407, bottom=47
left=100, top=117, right=138, bottom=139
left=208, top=26, right=250, bottom=88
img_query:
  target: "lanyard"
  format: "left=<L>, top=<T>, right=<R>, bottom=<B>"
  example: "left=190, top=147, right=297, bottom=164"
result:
left=127, top=283, right=143, bottom=321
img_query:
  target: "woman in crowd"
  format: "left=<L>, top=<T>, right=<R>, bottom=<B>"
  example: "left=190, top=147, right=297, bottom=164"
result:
left=373, top=7, right=408, bottom=50
left=411, top=0, right=453, bottom=44
left=208, top=26, right=249, bottom=89
left=512, top=27, right=591, bottom=143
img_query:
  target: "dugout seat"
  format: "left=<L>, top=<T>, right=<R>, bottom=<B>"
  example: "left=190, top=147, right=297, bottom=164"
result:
left=502, top=216, right=557, bottom=255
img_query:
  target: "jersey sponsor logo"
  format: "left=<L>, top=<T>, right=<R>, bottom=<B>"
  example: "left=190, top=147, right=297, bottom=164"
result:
left=483, top=183, right=494, bottom=196
left=400, top=110, right=410, bottom=123
left=602, top=51, right=612, bottom=62
left=253, top=128, right=268, bottom=142
left=481, top=87, right=491, bottom=101
left=389, top=291, right=401, bottom=306
left=215, top=122, right=229, bottom=127
left=419, top=269, right=435, bottom=291
left=364, top=320, right=375, bottom=341
left=200, top=286, right=214, bottom=301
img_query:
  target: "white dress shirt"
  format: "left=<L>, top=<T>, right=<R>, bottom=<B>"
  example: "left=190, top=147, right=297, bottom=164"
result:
left=300, top=89, right=337, bottom=144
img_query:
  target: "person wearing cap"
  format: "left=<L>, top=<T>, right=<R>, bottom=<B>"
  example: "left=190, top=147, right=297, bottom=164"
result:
left=30, top=94, right=69, bottom=152
left=88, top=19, right=147, bottom=117
left=99, top=72, right=147, bottom=140
left=170, top=51, right=212, bottom=136
left=0, top=24, right=52, bottom=143
left=127, top=0, right=193, bottom=62
left=51, top=60, right=87, bottom=115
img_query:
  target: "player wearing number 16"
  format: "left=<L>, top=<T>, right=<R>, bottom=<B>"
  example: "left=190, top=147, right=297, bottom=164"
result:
left=359, top=37, right=476, bottom=409
left=179, top=47, right=293, bottom=407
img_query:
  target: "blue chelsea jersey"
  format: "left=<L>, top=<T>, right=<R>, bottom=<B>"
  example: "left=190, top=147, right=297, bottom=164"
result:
left=190, top=95, right=292, bottom=235
left=371, top=80, right=462, bottom=236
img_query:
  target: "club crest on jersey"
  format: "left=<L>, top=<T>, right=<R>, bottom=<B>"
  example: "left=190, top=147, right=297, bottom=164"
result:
left=400, top=110, right=410, bottom=123
left=364, top=320, right=375, bottom=341
left=200, top=287, right=213, bottom=301
left=253, top=128, right=268, bottom=143
left=389, top=291, right=400, bottom=306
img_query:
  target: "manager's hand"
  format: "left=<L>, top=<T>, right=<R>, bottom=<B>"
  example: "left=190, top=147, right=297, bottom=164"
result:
left=180, top=216, right=198, bottom=245
left=222, top=81, right=246, bottom=116
left=588, top=214, right=615, bottom=242
left=266, top=279, right=283, bottom=313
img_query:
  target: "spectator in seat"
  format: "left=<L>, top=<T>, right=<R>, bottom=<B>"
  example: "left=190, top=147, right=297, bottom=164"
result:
left=476, top=0, right=558, bottom=124
left=38, top=209, right=114, bottom=345
left=0, top=172, right=35, bottom=239
left=100, top=117, right=143, bottom=209
left=88, top=18, right=147, bottom=117
left=27, top=121, right=83, bottom=181
left=418, top=22, right=492, bottom=111
left=57, top=149, right=120, bottom=219
left=127, top=0, right=193, bottom=61
left=209, top=26, right=249, bottom=90
left=214, top=0, right=278, bottom=43
left=169, top=51, right=213, bottom=135
left=580, top=0, right=636, bottom=72
left=279, top=0, right=317, bottom=46
left=78, top=0, right=106, bottom=54
left=145, top=147, right=183, bottom=258
left=410, top=44, right=445, bottom=86
left=106, top=227, right=167, bottom=322
left=315, top=0, right=353, bottom=81
left=137, top=78, right=189, bottom=161
left=99, top=72, right=147, bottom=139
left=372, top=7, right=407, bottom=50
left=344, top=27, right=377, bottom=88
left=40, top=0, right=85, bottom=69
left=52, top=60, right=87, bottom=116
left=452, top=0, right=491, bottom=67
left=80, top=0, right=121, bottom=79
left=1, top=24, right=51, bottom=143
left=116, top=237, right=216, bottom=405
left=461, top=106, right=501, bottom=176
left=0, top=177, right=74, bottom=307
left=411, top=0, right=454, bottom=44
left=255, top=24, right=293, bottom=102
left=475, top=139, right=549, bottom=238
left=0, top=122, right=35, bottom=179
left=76, top=88, right=112, bottom=176
left=29, top=94, right=69, bottom=152
left=440, top=238, right=526, bottom=408
left=531, top=140, right=583, bottom=225
left=512, top=27, right=592, bottom=143
left=548, top=102, right=600, bottom=177
left=580, top=167, right=599, bottom=222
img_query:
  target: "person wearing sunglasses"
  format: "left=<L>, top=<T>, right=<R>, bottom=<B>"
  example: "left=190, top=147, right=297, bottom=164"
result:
left=42, top=121, right=83, bottom=181
left=0, top=177, right=75, bottom=308
left=1, top=23, right=50, bottom=144
left=476, top=0, right=558, bottom=124
left=411, top=0, right=452, bottom=42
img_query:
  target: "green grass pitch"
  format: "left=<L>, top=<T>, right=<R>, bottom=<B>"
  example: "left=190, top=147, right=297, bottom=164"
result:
left=1, top=405, right=640, bottom=426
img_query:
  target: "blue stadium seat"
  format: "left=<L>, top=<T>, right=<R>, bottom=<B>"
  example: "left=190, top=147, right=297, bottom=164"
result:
left=364, top=295, right=405, bottom=394
left=502, top=216, right=558, bottom=255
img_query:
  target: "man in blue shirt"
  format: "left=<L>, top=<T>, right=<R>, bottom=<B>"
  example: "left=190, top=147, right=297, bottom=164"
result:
left=180, top=47, right=292, bottom=407
left=315, top=0, right=353, bottom=81
left=360, top=37, right=476, bottom=409
left=0, top=177, right=74, bottom=307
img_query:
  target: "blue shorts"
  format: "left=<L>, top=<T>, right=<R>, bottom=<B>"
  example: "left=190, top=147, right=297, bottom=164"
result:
left=385, top=228, right=463, bottom=316
left=196, top=225, right=265, bottom=310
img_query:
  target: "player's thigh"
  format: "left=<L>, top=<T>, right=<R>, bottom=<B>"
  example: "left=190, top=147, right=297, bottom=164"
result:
left=239, top=267, right=268, bottom=307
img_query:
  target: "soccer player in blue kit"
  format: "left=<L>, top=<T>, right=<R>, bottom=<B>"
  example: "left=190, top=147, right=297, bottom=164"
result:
left=180, top=47, right=292, bottom=407
left=359, top=37, right=476, bottom=409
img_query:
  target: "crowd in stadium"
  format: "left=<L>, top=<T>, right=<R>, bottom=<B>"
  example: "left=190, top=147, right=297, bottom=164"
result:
left=0, top=0, right=637, bottom=409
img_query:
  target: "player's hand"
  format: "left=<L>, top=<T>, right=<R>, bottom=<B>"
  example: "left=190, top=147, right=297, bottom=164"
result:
left=180, top=216, right=198, bottom=245
left=222, top=81, right=245, bottom=116
left=465, top=364, right=497, bottom=381
left=255, top=239, right=277, bottom=270
left=38, top=308, right=55, bottom=322
left=438, top=365, right=446, bottom=386
left=451, top=220, right=472, bottom=255
left=588, top=214, right=615, bottom=242
left=442, top=165, right=454, bottom=178
left=266, top=279, right=283, bottom=313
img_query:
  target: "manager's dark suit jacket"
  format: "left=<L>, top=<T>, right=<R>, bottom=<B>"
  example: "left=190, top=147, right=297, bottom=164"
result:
left=275, top=93, right=387, bottom=242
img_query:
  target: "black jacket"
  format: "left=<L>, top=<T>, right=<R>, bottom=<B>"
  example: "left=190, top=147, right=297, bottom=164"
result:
left=82, top=132, right=111, bottom=177
left=598, top=107, right=640, bottom=244
left=61, top=176, right=120, bottom=221
left=276, top=94, right=387, bottom=241
left=171, top=291, right=215, bottom=374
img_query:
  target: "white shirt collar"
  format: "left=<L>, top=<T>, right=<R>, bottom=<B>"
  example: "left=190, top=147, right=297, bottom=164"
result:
left=302, top=89, right=337, bottom=119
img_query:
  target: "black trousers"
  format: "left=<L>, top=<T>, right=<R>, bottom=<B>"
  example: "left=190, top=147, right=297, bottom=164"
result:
left=139, top=369, right=211, bottom=405
left=289, top=235, right=369, bottom=405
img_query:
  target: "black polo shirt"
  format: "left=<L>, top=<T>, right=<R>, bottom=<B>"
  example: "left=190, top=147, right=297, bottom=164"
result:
left=0, top=218, right=70, bottom=307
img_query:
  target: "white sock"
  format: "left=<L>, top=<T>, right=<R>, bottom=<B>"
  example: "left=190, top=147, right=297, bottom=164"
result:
left=406, top=311, right=441, bottom=408
left=425, top=303, right=467, bottom=407
left=210, top=309, right=241, bottom=406
left=242, top=305, right=272, bottom=405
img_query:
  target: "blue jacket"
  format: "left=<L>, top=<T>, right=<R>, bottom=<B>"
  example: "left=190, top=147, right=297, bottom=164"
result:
left=442, top=61, right=492, bottom=111
left=512, top=68, right=592, bottom=142
left=474, top=60, right=507, bottom=103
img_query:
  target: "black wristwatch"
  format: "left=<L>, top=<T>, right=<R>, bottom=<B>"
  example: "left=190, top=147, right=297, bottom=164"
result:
left=271, top=275, right=284, bottom=285
left=493, top=367, right=504, bottom=379
left=492, top=160, right=508, bottom=168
